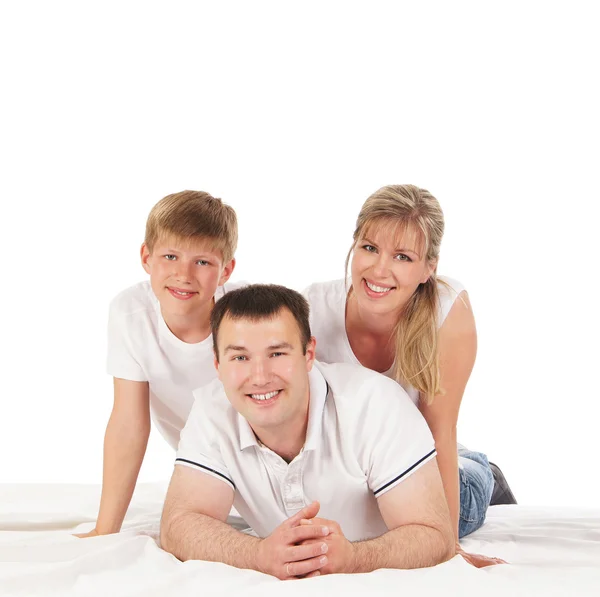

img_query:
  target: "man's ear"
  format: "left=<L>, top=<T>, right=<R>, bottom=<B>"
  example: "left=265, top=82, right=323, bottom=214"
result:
left=218, top=258, right=236, bottom=286
left=305, top=336, right=317, bottom=372
left=213, top=352, right=221, bottom=377
left=140, top=243, right=152, bottom=275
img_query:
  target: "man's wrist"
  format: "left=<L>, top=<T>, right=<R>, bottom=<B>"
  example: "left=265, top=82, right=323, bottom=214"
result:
left=345, top=541, right=360, bottom=574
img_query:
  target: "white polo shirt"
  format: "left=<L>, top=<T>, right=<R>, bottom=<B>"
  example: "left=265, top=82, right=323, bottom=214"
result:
left=106, top=280, right=245, bottom=449
left=302, top=276, right=466, bottom=405
left=176, top=361, right=436, bottom=541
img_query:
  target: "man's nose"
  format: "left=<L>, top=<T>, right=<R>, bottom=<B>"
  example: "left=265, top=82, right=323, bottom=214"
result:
left=249, top=358, right=270, bottom=387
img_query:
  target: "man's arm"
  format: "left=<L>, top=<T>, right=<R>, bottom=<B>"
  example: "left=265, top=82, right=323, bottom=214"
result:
left=76, top=378, right=150, bottom=537
left=160, top=465, right=332, bottom=579
left=352, top=458, right=455, bottom=570
left=299, top=459, right=454, bottom=573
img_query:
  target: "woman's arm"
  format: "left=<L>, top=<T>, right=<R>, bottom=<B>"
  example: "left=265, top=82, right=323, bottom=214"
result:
left=418, top=290, right=476, bottom=544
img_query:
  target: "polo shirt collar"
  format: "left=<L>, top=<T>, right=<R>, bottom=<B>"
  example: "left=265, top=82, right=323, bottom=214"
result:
left=237, top=365, right=329, bottom=452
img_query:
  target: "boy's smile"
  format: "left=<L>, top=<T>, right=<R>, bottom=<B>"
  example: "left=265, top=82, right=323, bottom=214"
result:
left=141, top=235, right=235, bottom=341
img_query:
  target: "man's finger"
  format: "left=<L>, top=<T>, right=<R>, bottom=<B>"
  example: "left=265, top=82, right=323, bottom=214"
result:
left=288, top=523, right=330, bottom=544
left=285, top=541, right=328, bottom=563
left=285, top=501, right=320, bottom=528
left=286, top=555, right=328, bottom=578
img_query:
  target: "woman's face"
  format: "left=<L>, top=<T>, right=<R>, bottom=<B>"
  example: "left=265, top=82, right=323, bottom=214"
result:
left=350, top=220, right=435, bottom=318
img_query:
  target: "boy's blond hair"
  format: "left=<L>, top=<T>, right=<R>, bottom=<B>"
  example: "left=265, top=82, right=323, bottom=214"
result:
left=144, top=190, right=238, bottom=263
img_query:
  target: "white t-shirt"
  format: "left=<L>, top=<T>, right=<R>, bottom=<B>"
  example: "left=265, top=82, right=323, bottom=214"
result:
left=176, top=361, right=436, bottom=542
left=302, top=276, right=466, bottom=405
left=106, top=280, right=245, bottom=449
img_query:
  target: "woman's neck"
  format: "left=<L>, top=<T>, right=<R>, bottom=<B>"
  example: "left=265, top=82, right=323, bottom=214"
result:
left=345, top=291, right=402, bottom=338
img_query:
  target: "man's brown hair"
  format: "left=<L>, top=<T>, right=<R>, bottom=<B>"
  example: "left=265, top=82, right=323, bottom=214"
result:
left=210, top=284, right=312, bottom=360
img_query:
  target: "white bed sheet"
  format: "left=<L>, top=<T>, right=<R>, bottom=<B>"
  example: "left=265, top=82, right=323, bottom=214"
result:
left=1, top=482, right=599, bottom=597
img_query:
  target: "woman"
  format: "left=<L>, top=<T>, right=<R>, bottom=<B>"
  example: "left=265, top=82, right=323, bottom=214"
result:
left=304, top=184, right=514, bottom=567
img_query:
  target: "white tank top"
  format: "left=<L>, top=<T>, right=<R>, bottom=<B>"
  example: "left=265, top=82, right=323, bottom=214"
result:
left=302, top=276, right=466, bottom=405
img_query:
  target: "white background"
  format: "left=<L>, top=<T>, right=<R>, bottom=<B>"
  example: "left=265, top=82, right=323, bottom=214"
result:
left=1, top=2, right=598, bottom=507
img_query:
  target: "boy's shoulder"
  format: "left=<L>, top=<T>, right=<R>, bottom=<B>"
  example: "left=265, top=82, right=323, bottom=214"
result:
left=109, top=281, right=157, bottom=319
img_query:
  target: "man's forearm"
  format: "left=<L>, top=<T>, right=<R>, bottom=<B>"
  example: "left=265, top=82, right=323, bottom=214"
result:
left=161, top=511, right=261, bottom=570
left=350, top=523, right=454, bottom=572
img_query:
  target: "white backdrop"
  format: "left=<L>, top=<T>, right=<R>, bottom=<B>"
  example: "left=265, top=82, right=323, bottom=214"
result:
left=1, top=2, right=598, bottom=508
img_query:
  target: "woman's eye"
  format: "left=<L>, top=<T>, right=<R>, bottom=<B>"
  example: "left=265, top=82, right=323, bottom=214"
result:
left=395, top=254, right=412, bottom=262
left=362, top=244, right=376, bottom=253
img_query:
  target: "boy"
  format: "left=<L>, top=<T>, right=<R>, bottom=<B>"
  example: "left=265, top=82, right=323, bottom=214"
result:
left=77, top=190, right=239, bottom=537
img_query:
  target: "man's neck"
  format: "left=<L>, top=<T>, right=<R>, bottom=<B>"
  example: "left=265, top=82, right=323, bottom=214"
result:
left=161, top=300, right=214, bottom=344
left=254, top=404, right=309, bottom=464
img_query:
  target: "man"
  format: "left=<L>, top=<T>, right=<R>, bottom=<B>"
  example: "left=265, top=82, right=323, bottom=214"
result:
left=160, top=284, right=455, bottom=579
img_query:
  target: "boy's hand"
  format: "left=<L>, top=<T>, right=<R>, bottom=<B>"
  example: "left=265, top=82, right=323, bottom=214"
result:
left=256, top=501, right=331, bottom=580
left=74, top=528, right=100, bottom=538
left=298, top=516, right=355, bottom=575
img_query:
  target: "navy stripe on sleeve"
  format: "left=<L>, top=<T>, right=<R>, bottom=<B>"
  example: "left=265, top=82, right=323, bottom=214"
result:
left=373, top=449, right=437, bottom=496
left=175, top=458, right=236, bottom=490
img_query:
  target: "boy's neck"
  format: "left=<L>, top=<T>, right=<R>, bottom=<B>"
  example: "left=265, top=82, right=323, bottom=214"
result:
left=161, top=299, right=214, bottom=344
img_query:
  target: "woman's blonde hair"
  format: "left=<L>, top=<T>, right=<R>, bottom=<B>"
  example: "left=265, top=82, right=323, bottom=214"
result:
left=346, top=184, right=446, bottom=405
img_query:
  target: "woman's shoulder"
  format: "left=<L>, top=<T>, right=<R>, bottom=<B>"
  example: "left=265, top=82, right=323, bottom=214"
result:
left=302, top=278, right=348, bottom=306
left=435, top=275, right=467, bottom=327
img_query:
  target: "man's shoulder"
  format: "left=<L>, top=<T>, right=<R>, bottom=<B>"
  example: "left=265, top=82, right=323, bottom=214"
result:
left=317, top=361, right=405, bottom=404
left=109, top=281, right=156, bottom=319
left=190, top=378, right=237, bottom=425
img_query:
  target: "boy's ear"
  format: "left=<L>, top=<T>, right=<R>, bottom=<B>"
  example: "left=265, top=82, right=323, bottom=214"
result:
left=140, top=243, right=152, bottom=274
left=218, top=257, right=236, bottom=286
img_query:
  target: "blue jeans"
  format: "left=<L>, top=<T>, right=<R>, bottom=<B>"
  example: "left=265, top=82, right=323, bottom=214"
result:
left=458, top=448, right=494, bottom=539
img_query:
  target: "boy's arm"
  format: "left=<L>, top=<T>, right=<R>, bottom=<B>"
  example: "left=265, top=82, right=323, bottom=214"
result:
left=76, top=378, right=150, bottom=537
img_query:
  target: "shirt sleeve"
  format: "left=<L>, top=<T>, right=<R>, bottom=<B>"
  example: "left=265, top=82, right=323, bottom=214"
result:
left=106, top=299, right=147, bottom=382
left=355, top=375, right=437, bottom=498
left=175, top=388, right=236, bottom=492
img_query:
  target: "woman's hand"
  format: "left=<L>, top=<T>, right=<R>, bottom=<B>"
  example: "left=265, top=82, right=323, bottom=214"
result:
left=456, top=543, right=507, bottom=567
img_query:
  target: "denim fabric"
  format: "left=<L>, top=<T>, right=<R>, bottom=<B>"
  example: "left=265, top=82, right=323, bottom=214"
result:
left=458, top=448, right=494, bottom=539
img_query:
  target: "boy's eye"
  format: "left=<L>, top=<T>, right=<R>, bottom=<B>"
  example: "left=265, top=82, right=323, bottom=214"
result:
left=164, top=254, right=177, bottom=261
left=196, top=260, right=209, bottom=266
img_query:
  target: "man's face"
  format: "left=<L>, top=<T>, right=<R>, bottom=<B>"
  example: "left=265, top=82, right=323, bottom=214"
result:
left=214, top=308, right=316, bottom=437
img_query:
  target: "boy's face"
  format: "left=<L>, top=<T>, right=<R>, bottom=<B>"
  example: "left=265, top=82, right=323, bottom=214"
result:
left=214, top=308, right=316, bottom=439
left=141, top=235, right=235, bottom=319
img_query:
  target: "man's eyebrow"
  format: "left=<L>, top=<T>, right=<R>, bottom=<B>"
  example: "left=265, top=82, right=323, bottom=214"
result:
left=223, top=344, right=247, bottom=353
left=268, top=342, right=294, bottom=351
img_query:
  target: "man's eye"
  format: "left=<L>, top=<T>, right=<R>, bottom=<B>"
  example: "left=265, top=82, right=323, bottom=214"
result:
left=233, top=355, right=247, bottom=361
left=270, top=352, right=285, bottom=358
